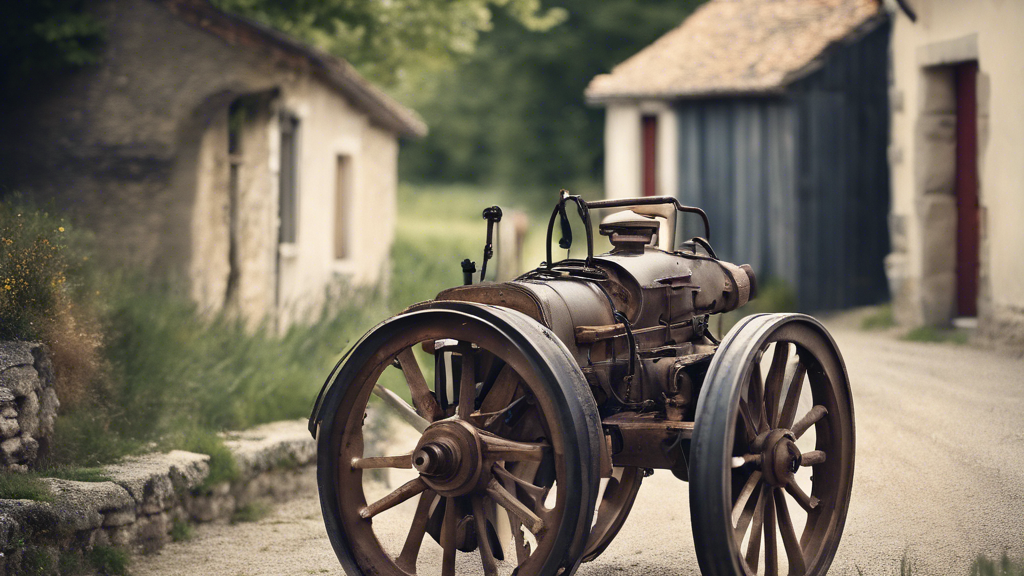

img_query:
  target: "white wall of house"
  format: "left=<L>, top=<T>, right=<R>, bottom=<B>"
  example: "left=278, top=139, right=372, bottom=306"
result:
left=888, top=0, right=1024, bottom=346
left=276, top=76, right=397, bottom=323
left=189, top=73, right=399, bottom=328
left=603, top=102, right=679, bottom=200
left=604, top=104, right=643, bottom=199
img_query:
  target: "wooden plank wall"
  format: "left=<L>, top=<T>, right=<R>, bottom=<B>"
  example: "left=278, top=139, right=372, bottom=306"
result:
left=676, top=99, right=799, bottom=298
left=791, top=20, right=891, bottom=310
left=674, top=21, right=890, bottom=311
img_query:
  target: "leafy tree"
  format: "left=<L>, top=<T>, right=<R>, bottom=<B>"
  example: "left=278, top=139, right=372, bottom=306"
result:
left=0, top=0, right=104, bottom=94
left=211, top=0, right=568, bottom=87
left=399, top=0, right=703, bottom=188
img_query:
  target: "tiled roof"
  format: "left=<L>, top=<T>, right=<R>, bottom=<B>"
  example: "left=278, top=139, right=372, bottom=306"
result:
left=159, top=0, right=427, bottom=137
left=585, top=0, right=883, bottom=102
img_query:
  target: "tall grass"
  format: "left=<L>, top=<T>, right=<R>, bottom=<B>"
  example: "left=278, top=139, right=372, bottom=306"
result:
left=1, top=184, right=562, bottom=470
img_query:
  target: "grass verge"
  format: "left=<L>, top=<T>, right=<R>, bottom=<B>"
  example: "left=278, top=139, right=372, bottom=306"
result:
left=0, top=472, right=52, bottom=501
left=231, top=501, right=271, bottom=524
left=861, top=303, right=896, bottom=330
left=903, top=325, right=969, bottom=345
left=87, top=545, right=131, bottom=576
left=170, top=518, right=194, bottom=542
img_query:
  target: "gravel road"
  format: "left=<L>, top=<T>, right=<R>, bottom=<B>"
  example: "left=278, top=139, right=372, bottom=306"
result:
left=133, top=323, right=1024, bottom=576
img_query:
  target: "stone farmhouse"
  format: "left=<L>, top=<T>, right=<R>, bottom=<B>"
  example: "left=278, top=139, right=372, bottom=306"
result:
left=886, top=0, right=1024, bottom=349
left=0, top=0, right=426, bottom=326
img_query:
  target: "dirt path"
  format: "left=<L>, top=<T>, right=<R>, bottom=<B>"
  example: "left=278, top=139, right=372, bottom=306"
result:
left=133, top=326, right=1024, bottom=576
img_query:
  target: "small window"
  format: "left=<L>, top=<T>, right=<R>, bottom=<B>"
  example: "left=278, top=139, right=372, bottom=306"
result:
left=278, top=114, right=300, bottom=244
left=334, top=155, right=352, bottom=260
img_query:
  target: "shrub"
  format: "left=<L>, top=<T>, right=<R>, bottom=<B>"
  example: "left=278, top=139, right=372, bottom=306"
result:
left=0, top=197, right=103, bottom=410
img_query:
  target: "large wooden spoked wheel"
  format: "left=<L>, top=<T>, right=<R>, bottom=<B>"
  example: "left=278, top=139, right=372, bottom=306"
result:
left=690, top=313, right=855, bottom=576
left=582, top=466, right=643, bottom=562
left=315, top=303, right=602, bottom=576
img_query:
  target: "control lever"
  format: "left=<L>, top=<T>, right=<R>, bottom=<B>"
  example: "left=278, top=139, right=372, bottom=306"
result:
left=479, top=206, right=502, bottom=282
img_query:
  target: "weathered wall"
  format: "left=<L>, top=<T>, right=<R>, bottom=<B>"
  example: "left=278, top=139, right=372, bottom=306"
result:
left=0, top=342, right=59, bottom=472
left=887, top=0, right=1024, bottom=347
left=274, top=80, right=399, bottom=325
left=602, top=102, right=678, bottom=200
left=0, top=0, right=401, bottom=327
left=0, top=420, right=320, bottom=572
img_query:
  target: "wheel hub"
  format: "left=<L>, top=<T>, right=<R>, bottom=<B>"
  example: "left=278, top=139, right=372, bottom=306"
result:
left=757, top=428, right=801, bottom=486
left=414, top=420, right=485, bottom=497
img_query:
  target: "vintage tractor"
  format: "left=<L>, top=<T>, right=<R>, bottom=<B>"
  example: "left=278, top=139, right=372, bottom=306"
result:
left=309, top=193, right=855, bottom=576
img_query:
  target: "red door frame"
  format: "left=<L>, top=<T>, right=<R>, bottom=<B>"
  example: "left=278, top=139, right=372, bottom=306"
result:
left=955, top=62, right=979, bottom=317
left=641, top=115, right=658, bottom=197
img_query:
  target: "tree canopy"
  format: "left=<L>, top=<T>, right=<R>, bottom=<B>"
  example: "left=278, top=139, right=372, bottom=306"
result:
left=2, top=0, right=701, bottom=189
left=398, top=0, right=702, bottom=187
left=211, top=0, right=569, bottom=87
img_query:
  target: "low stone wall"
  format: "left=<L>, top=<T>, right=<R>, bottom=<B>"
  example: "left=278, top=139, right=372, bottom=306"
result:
left=0, top=420, right=316, bottom=573
left=0, top=342, right=59, bottom=472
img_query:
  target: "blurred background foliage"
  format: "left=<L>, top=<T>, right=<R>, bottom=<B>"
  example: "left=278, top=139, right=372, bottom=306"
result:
left=0, top=0, right=104, bottom=95
left=210, top=0, right=701, bottom=191
left=1, top=0, right=701, bottom=192
left=397, top=0, right=701, bottom=188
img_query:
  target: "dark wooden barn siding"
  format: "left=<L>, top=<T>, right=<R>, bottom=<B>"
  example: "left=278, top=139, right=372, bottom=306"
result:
left=676, top=99, right=799, bottom=295
left=674, top=21, right=890, bottom=311
left=790, top=20, right=891, bottom=310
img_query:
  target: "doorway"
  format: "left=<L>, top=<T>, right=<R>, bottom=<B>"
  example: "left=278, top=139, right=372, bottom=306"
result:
left=954, top=62, right=979, bottom=317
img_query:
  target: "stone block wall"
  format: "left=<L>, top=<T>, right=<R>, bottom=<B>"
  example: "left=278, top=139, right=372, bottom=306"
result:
left=0, top=420, right=318, bottom=573
left=0, top=342, right=59, bottom=471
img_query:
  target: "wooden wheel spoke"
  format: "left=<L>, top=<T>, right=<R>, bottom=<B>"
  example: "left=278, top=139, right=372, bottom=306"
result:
left=801, top=450, right=826, bottom=467
left=765, top=488, right=778, bottom=576
left=510, top=513, right=529, bottom=564
left=497, top=462, right=534, bottom=565
left=745, top=484, right=769, bottom=571
left=458, top=345, right=477, bottom=419
left=359, top=477, right=427, bottom=520
left=395, top=490, right=437, bottom=572
left=738, top=398, right=758, bottom=443
left=492, top=463, right=548, bottom=502
left=732, top=470, right=762, bottom=531
left=472, top=497, right=498, bottom=576
left=397, top=348, right=443, bottom=422
left=765, top=343, right=790, bottom=427
left=778, top=362, right=807, bottom=430
left=785, top=480, right=820, bottom=513
left=792, top=405, right=827, bottom=439
left=481, top=432, right=548, bottom=462
left=441, top=497, right=457, bottom=576
left=479, top=365, right=520, bottom=415
left=477, top=395, right=528, bottom=430
left=749, top=363, right=769, bottom=434
left=372, top=384, right=430, bottom=433
left=774, top=489, right=807, bottom=575
left=486, top=478, right=546, bottom=534
left=351, top=453, right=413, bottom=470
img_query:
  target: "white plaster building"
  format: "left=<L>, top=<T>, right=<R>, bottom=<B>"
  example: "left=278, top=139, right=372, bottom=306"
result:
left=0, top=0, right=426, bottom=327
left=885, top=0, right=1024, bottom=348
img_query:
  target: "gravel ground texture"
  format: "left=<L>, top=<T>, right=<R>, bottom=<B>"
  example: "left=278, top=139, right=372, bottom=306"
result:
left=132, top=322, right=1024, bottom=576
